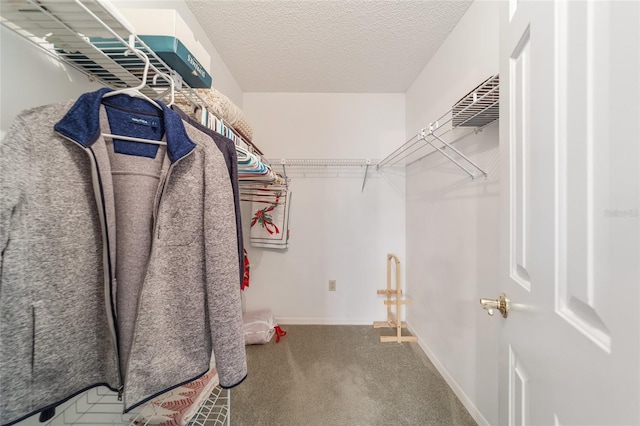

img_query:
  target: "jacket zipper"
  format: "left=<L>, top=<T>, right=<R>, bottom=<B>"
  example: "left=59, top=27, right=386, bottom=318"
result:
left=56, top=133, right=123, bottom=392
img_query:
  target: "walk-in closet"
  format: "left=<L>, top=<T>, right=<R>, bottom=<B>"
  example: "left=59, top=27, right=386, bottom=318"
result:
left=1, top=1, right=639, bottom=425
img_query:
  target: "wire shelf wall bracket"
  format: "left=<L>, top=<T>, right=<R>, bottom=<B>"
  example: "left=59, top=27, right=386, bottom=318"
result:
left=361, top=159, right=371, bottom=193
left=420, top=126, right=487, bottom=180
left=377, top=74, right=499, bottom=179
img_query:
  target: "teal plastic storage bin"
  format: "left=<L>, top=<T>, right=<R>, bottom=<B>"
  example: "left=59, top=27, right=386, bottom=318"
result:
left=139, top=35, right=212, bottom=88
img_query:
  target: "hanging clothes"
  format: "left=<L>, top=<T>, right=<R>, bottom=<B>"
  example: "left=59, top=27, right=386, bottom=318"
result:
left=0, top=88, right=246, bottom=426
left=171, top=105, right=245, bottom=288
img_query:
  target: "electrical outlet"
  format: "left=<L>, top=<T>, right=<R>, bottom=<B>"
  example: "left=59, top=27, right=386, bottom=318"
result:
left=329, top=280, right=337, bottom=291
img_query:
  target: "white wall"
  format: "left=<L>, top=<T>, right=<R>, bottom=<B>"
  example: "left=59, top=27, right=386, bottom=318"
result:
left=0, top=27, right=102, bottom=139
left=404, top=1, right=501, bottom=425
left=242, top=93, right=406, bottom=324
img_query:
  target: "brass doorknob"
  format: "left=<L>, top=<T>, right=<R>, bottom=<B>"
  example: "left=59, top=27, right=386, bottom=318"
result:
left=480, top=293, right=509, bottom=318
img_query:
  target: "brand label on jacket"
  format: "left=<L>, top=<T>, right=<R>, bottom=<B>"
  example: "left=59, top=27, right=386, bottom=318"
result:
left=129, top=116, right=158, bottom=128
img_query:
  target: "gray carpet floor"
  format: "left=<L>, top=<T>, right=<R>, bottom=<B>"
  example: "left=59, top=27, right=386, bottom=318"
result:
left=230, top=325, right=476, bottom=426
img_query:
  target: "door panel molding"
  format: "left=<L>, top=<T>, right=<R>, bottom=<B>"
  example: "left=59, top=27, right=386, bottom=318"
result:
left=509, top=345, right=529, bottom=426
left=554, top=0, right=611, bottom=354
left=509, top=27, right=532, bottom=292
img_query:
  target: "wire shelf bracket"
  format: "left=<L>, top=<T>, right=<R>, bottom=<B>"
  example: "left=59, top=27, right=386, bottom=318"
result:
left=377, top=74, right=499, bottom=178
left=422, top=127, right=487, bottom=180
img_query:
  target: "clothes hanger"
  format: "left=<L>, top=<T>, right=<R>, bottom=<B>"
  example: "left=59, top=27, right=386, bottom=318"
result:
left=101, top=36, right=167, bottom=146
left=100, top=133, right=166, bottom=145
left=152, top=71, right=175, bottom=107
left=102, top=49, right=162, bottom=110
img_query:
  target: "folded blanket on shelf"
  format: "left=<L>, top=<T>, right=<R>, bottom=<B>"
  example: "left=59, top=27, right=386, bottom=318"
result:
left=250, top=191, right=292, bottom=250
left=131, top=367, right=219, bottom=426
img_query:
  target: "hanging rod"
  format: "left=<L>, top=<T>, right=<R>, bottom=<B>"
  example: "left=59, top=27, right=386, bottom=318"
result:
left=378, top=120, right=494, bottom=171
left=268, top=159, right=378, bottom=167
left=377, top=74, right=499, bottom=177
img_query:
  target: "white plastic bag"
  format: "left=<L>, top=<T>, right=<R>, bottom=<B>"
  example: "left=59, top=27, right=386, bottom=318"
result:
left=242, top=310, right=275, bottom=345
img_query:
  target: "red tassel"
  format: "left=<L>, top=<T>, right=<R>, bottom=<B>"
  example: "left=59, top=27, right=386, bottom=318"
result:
left=241, top=249, right=250, bottom=291
left=274, top=325, right=287, bottom=343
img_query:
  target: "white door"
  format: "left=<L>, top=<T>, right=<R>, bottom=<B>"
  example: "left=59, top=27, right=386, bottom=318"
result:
left=497, top=0, right=640, bottom=424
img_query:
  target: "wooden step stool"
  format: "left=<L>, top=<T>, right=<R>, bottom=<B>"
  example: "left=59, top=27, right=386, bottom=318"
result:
left=373, top=254, right=417, bottom=343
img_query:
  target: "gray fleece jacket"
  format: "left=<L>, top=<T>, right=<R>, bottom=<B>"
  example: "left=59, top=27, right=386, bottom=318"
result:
left=0, top=89, right=246, bottom=426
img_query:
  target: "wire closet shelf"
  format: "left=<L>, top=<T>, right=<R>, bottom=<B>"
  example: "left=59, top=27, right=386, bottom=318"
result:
left=0, top=0, right=264, bottom=158
left=25, top=385, right=230, bottom=426
left=377, top=74, right=499, bottom=179
left=267, top=158, right=379, bottom=192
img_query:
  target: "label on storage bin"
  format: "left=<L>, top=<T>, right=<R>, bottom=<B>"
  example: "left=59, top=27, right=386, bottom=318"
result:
left=187, top=53, right=206, bottom=80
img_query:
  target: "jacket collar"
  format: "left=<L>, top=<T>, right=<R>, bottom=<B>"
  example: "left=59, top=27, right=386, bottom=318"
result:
left=54, top=88, right=196, bottom=163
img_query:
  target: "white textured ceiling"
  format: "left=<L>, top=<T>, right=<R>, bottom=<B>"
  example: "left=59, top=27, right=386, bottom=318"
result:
left=186, top=0, right=472, bottom=93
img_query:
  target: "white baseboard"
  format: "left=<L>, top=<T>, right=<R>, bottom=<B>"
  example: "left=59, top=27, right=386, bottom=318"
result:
left=276, top=317, right=373, bottom=325
left=406, top=323, right=490, bottom=426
